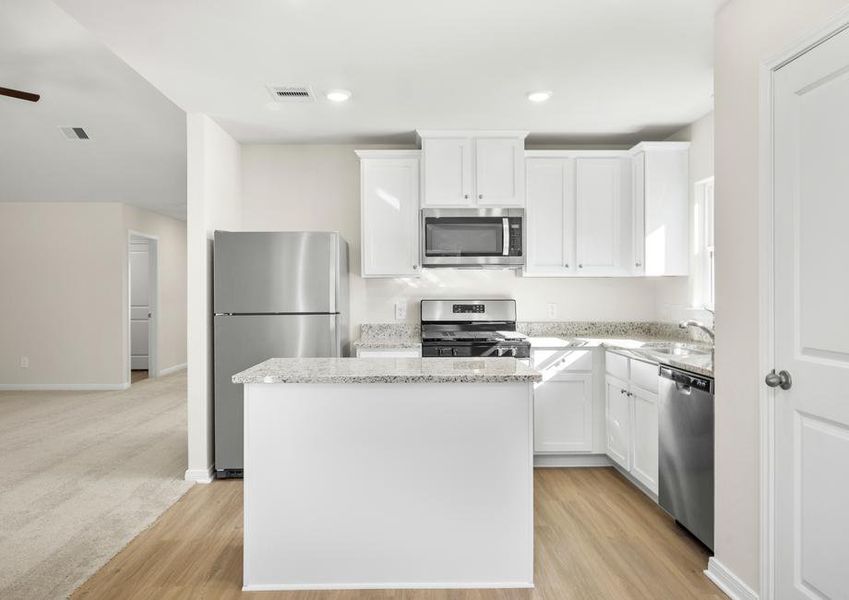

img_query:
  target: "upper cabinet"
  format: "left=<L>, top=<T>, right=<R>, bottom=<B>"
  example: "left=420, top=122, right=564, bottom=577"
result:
left=420, top=137, right=473, bottom=206
left=630, top=142, right=690, bottom=276
left=525, top=152, right=631, bottom=277
left=356, top=150, right=421, bottom=278
left=418, top=131, right=527, bottom=208
left=575, top=157, right=630, bottom=276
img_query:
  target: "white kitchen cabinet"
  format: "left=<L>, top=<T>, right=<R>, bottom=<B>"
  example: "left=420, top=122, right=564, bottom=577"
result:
left=357, top=150, right=421, bottom=278
left=575, top=157, right=625, bottom=275
left=418, top=131, right=528, bottom=208
left=420, top=137, right=473, bottom=207
left=524, top=158, right=574, bottom=275
left=605, top=375, right=631, bottom=470
left=532, top=348, right=594, bottom=453
left=604, top=351, right=660, bottom=496
left=474, top=137, right=525, bottom=206
left=631, top=386, right=659, bottom=494
left=630, top=142, right=689, bottom=276
left=355, top=348, right=422, bottom=358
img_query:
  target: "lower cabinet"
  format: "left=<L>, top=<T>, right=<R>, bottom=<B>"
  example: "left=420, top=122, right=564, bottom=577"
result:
left=532, top=348, right=594, bottom=453
left=355, top=348, right=421, bottom=358
left=604, top=352, right=660, bottom=496
left=605, top=375, right=631, bottom=470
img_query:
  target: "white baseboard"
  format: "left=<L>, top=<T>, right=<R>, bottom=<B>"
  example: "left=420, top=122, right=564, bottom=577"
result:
left=534, top=453, right=612, bottom=468
left=0, top=382, right=131, bottom=391
left=158, top=363, right=187, bottom=377
left=184, top=465, right=214, bottom=484
left=705, top=557, right=759, bottom=600
left=244, top=581, right=534, bottom=591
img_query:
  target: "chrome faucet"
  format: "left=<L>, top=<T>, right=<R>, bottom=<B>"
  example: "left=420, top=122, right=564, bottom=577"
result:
left=679, top=319, right=715, bottom=342
left=679, top=320, right=715, bottom=364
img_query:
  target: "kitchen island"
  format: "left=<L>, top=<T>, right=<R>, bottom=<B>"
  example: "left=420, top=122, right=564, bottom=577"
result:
left=232, top=357, right=542, bottom=592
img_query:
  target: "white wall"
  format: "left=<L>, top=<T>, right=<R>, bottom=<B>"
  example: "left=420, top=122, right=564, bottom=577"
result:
left=123, top=204, right=188, bottom=374
left=714, top=0, right=849, bottom=591
left=0, top=203, right=125, bottom=387
left=241, top=144, right=669, bottom=341
left=0, top=202, right=187, bottom=388
left=186, top=113, right=242, bottom=482
left=654, top=111, right=715, bottom=324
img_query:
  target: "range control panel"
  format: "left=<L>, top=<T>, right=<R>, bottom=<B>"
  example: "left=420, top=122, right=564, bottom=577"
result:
left=453, top=304, right=485, bottom=314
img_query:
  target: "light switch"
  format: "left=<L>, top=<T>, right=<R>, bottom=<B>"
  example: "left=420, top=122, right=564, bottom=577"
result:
left=20, top=356, right=29, bottom=368
left=547, top=303, right=557, bottom=319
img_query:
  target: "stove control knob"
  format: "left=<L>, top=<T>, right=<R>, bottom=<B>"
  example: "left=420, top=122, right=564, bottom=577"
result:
left=452, top=348, right=461, bottom=357
left=507, top=347, right=517, bottom=357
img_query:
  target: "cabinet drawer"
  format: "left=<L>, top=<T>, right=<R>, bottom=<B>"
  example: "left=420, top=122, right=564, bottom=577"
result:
left=605, top=351, right=629, bottom=381
left=629, top=358, right=659, bottom=393
left=356, top=348, right=421, bottom=358
left=533, top=349, right=593, bottom=377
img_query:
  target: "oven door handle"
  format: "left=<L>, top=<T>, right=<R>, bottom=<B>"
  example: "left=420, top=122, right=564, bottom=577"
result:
left=502, top=218, right=509, bottom=256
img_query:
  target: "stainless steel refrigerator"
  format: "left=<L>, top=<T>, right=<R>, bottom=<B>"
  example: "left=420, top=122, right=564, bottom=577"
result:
left=213, top=231, right=349, bottom=477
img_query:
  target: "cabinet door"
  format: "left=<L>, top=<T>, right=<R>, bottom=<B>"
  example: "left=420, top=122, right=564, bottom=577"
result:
left=360, top=158, right=420, bottom=277
left=475, top=137, right=524, bottom=206
left=605, top=375, right=631, bottom=469
left=575, top=158, right=623, bottom=275
left=631, top=152, right=646, bottom=274
left=631, top=387, right=659, bottom=494
left=534, top=372, right=593, bottom=453
left=421, top=137, right=473, bottom=206
left=525, top=158, right=574, bottom=274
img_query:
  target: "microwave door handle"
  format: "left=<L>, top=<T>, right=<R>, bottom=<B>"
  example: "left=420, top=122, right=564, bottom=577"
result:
left=502, top=218, right=509, bottom=256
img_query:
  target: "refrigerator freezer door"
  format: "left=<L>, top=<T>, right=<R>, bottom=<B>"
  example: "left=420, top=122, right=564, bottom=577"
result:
left=214, top=231, right=342, bottom=314
left=214, top=314, right=342, bottom=473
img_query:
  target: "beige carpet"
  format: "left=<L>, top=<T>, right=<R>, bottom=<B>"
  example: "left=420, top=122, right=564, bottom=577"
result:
left=0, top=371, right=193, bottom=599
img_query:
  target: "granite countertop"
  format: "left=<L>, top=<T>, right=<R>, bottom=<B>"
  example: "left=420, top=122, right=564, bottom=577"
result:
left=527, top=336, right=713, bottom=378
left=351, top=321, right=714, bottom=378
left=232, top=357, right=542, bottom=384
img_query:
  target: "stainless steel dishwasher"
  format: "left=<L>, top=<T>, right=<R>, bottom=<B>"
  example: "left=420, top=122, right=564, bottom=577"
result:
left=658, top=365, right=714, bottom=550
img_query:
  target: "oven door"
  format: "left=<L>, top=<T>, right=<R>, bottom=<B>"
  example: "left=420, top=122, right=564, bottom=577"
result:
left=421, top=208, right=524, bottom=267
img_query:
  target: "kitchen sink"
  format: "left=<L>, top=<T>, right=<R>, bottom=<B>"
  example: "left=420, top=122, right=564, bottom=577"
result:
left=641, top=342, right=712, bottom=358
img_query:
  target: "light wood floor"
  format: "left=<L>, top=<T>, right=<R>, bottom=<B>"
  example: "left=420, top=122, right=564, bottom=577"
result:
left=131, top=369, right=149, bottom=383
left=73, top=468, right=722, bottom=599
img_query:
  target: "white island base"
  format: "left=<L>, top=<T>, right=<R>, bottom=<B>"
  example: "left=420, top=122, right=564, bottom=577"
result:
left=242, top=380, right=534, bottom=591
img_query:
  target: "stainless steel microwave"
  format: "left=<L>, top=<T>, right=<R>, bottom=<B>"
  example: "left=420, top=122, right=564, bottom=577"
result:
left=421, top=208, right=524, bottom=268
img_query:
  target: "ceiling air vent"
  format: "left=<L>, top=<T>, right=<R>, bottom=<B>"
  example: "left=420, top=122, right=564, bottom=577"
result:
left=266, top=85, right=314, bottom=103
left=59, top=127, right=91, bottom=140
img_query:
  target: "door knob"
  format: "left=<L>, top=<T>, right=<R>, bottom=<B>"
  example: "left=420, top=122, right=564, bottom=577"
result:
left=765, top=369, right=792, bottom=390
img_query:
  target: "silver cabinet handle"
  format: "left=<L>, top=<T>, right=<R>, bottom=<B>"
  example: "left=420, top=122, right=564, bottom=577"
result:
left=765, top=369, right=792, bottom=390
left=564, top=263, right=570, bottom=268
left=635, top=261, right=642, bottom=267
left=578, top=264, right=583, bottom=269
left=479, top=194, right=483, bottom=200
left=464, top=194, right=469, bottom=199
left=412, top=265, right=418, bottom=270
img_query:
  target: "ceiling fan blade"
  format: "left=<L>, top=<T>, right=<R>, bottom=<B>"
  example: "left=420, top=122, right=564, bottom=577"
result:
left=0, top=86, right=40, bottom=103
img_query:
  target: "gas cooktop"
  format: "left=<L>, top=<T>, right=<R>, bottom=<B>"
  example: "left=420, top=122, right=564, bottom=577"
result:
left=420, top=299, right=530, bottom=359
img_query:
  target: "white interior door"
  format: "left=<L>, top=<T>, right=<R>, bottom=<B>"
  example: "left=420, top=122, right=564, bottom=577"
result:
left=130, top=239, right=150, bottom=370
left=773, top=26, right=849, bottom=600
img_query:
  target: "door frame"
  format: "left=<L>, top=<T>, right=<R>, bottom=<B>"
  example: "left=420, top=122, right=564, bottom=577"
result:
left=128, top=230, right=160, bottom=382
left=757, top=8, right=849, bottom=599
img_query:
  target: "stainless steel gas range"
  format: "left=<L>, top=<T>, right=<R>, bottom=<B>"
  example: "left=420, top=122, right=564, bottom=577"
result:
left=420, top=299, right=530, bottom=358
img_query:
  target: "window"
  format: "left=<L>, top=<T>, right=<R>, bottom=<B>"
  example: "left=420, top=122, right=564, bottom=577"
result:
left=695, top=177, right=715, bottom=310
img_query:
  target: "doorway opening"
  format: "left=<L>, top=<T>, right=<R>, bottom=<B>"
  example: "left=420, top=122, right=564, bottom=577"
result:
left=129, top=232, right=158, bottom=384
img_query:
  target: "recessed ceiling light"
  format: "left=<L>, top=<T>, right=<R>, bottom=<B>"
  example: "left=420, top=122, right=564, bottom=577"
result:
left=527, top=90, right=552, bottom=103
left=326, top=89, right=352, bottom=102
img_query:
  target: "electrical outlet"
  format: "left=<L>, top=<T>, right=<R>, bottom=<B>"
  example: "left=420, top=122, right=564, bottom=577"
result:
left=395, top=301, right=407, bottom=321
left=547, top=303, right=557, bottom=319
left=20, top=356, right=29, bottom=368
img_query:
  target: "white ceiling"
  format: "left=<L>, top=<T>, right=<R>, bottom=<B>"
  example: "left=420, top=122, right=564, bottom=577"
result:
left=0, top=0, right=186, bottom=219
left=52, top=0, right=715, bottom=146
